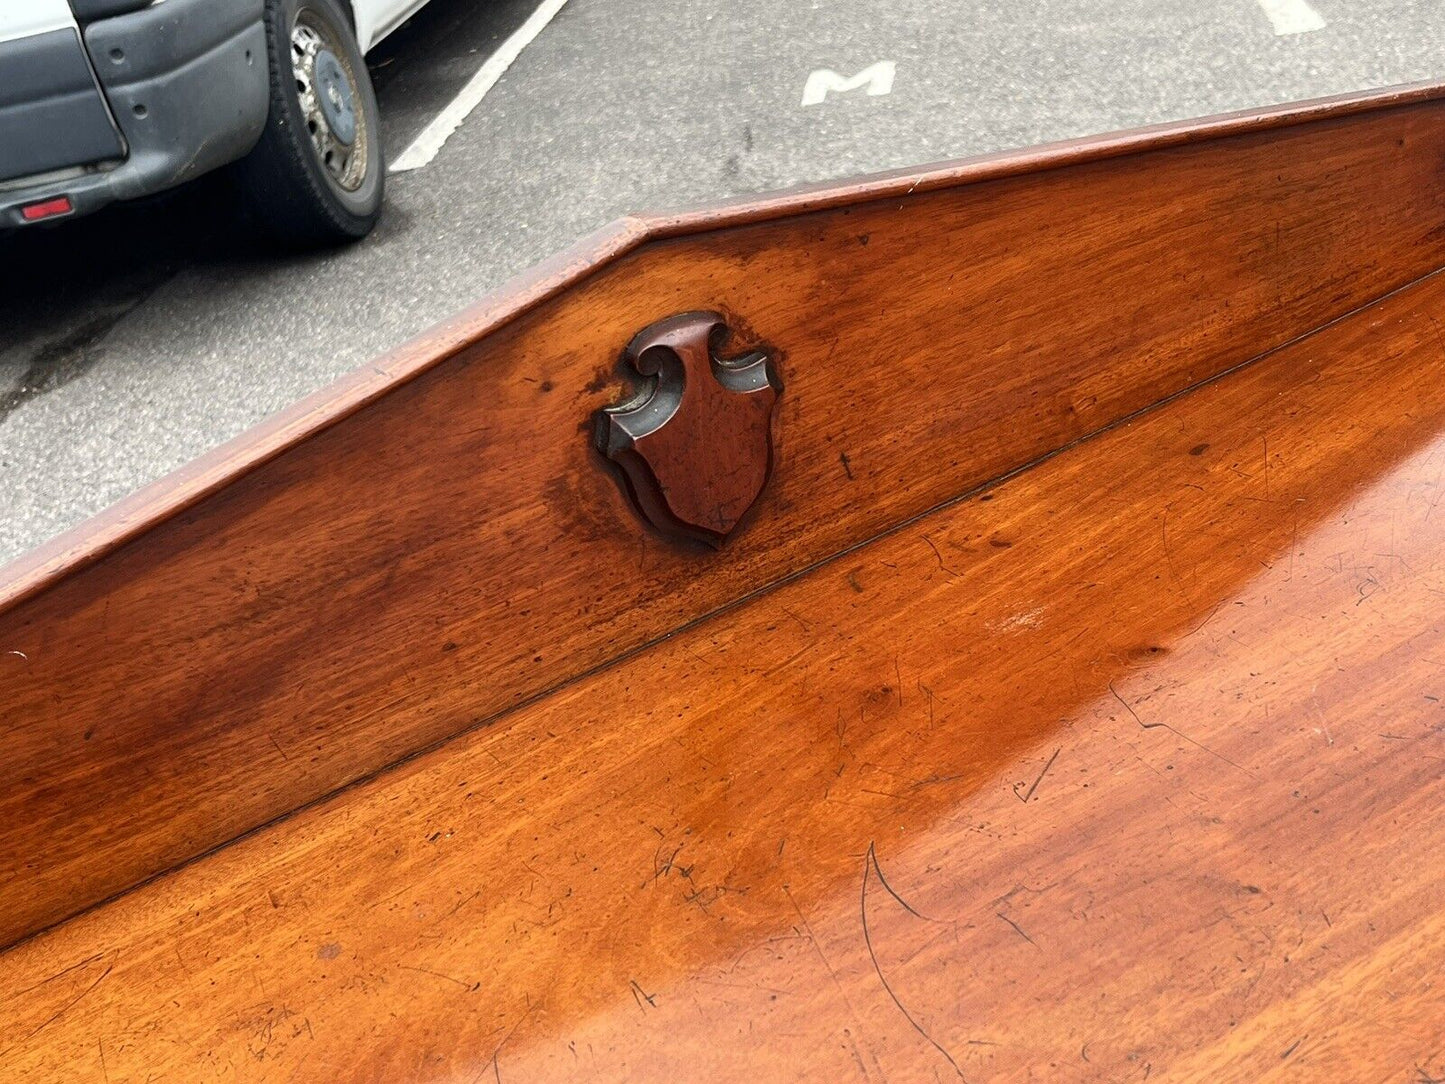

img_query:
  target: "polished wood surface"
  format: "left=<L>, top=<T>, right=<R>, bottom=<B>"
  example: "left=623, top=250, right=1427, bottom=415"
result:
left=5, top=85, right=1445, bottom=949
left=5, top=262, right=1445, bottom=1081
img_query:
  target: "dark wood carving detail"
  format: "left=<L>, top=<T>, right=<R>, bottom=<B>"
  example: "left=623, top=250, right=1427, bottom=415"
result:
left=596, top=312, right=782, bottom=546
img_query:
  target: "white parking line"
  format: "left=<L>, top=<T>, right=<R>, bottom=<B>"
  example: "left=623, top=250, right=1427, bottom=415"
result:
left=1256, top=0, right=1326, bottom=35
left=390, top=0, right=571, bottom=173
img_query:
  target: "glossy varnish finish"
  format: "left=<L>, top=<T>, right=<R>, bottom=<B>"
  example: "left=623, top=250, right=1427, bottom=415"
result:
left=4, top=86, right=1445, bottom=948
left=4, top=264, right=1445, bottom=1080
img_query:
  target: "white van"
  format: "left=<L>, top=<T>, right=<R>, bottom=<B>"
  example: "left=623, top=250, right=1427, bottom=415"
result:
left=0, top=0, right=428, bottom=244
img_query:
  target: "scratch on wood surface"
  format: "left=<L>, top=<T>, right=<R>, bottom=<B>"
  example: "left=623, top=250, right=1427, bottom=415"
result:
left=995, top=912, right=1040, bottom=950
left=917, top=680, right=937, bottom=728
left=484, top=1001, right=534, bottom=1084
left=6, top=959, right=113, bottom=1051
left=629, top=978, right=658, bottom=1011
left=396, top=964, right=476, bottom=990
left=861, top=844, right=965, bottom=1079
left=1161, top=509, right=1186, bottom=596
left=867, top=843, right=948, bottom=923
left=921, top=534, right=959, bottom=578
left=1108, top=682, right=1256, bottom=778
left=782, top=882, right=867, bottom=1028
left=1012, top=747, right=1061, bottom=804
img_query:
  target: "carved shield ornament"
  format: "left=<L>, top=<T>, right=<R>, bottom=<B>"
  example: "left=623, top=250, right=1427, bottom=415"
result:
left=595, top=311, right=782, bottom=546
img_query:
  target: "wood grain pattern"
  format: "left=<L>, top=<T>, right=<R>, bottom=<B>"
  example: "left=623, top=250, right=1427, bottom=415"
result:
left=5, top=261, right=1445, bottom=1082
left=5, top=85, right=1445, bottom=950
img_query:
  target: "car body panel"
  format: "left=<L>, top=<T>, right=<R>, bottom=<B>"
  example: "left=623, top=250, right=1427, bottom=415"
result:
left=0, top=26, right=125, bottom=183
left=352, top=0, right=432, bottom=53
left=0, top=0, right=78, bottom=40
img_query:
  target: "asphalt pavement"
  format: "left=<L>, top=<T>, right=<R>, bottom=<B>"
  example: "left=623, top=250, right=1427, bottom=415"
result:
left=1, top=0, right=1442, bottom=564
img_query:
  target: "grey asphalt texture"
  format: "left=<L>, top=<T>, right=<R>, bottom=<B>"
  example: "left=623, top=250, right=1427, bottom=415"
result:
left=1, top=0, right=1442, bottom=564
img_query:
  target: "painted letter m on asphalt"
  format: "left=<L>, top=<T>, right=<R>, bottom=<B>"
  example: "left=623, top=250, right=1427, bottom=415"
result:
left=800, top=61, right=896, bottom=106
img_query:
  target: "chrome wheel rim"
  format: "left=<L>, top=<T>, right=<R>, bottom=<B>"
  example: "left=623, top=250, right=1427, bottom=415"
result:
left=290, top=14, right=368, bottom=192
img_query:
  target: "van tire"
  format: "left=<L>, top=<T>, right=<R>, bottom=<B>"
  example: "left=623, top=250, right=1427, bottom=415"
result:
left=237, top=0, right=383, bottom=247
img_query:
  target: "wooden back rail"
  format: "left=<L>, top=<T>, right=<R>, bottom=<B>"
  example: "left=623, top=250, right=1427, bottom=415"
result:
left=4, top=257, right=1445, bottom=1081
left=3, top=82, right=1445, bottom=950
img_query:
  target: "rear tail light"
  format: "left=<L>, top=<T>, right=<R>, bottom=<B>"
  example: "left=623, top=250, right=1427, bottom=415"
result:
left=20, top=196, right=73, bottom=222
